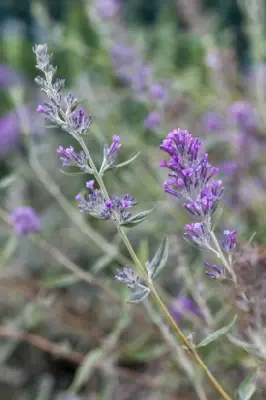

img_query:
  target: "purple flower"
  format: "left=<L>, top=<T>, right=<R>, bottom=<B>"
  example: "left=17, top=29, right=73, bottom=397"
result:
left=0, top=65, right=22, bottom=88
left=102, top=135, right=121, bottom=170
left=202, top=111, right=224, bottom=132
left=115, top=266, right=139, bottom=288
left=69, top=108, right=92, bottom=135
left=150, top=83, right=166, bottom=101
left=76, top=181, right=136, bottom=223
left=229, top=101, right=256, bottom=132
left=204, top=261, right=225, bottom=280
left=184, top=222, right=210, bottom=248
left=222, top=229, right=237, bottom=252
left=171, top=296, right=202, bottom=323
left=96, top=0, right=121, bottom=18
left=144, top=112, right=162, bottom=129
left=9, top=207, right=40, bottom=237
left=0, top=112, right=20, bottom=157
left=160, top=129, right=223, bottom=217
left=56, top=145, right=88, bottom=171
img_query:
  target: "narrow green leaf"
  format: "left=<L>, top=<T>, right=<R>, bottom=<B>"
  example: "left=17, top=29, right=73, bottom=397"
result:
left=147, top=235, right=169, bottom=280
left=60, top=169, right=88, bottom=176
left=70, top=348, right=104, bottom=393
left=115, top=152, right=140, bottom=169
left=0, top=174, right=17, bottom=189
left=235, top=370, right=258, bottom=400
left=41, top=274, right=79, bottom=288
left=126, top=284, right=150, bottom=303
left=121, top=206, right=156, bottom=228
left=196, top=315, right=237, bottom=348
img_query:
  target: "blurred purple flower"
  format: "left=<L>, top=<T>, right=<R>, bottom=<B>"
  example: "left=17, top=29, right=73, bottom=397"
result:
left=144, top=111, right=162, bottom=129
left=202, top=110, right=224, bottom=132
left=0, top=65, right=22, bottom=88
left=171, top=296, right=202, bottom=323
left=229, top=101, right=256, bottom=132
left=9, top=207, right=40, bottom=236
left=150, top=83, right=166, bottom=101
left=96, top=0, right=120, bottom=18
left=0, top=112, right=20, bottom=157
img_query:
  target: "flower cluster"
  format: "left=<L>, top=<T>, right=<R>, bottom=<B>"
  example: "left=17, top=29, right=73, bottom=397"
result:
left=9, top=207, right=40, bottom=237
left=101, top=135, right=121, bottom=172
left=160, top=129, right=223, bottom=218
left=76, top=180, right=136, bottom=223
left=56, top=146, right=89, bottom=171
left=34, top=44, right=92, bottom=136
left=115, top=265, right=139, bottom=288
left=160, top=128, right=237, bottom=281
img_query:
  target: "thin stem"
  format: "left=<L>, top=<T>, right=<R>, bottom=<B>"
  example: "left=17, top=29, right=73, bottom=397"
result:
left=209, top=230, right=237, bottom=283
left=80, top=143, right=232, bottom=400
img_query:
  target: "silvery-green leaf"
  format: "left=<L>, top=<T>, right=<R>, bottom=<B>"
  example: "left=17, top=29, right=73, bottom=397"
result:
left=147, top=235, right=169, bottom=280
left=235, top=370, right=258, bottom=400
left=60, top=169, right=89, bottom=176
left=121, top=206, right=156, bottom=228
left=126, top=284, right=150, bottom=303
left=0, top=174, right=17, bottom=189
left=115, top=152, right=140, bottom=169
left=70, top=348, right=104, bottom=392
left=196, top=315, right=237, bottom=348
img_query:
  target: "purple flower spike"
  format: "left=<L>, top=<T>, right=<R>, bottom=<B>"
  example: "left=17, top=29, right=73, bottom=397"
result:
left=150, top=83, right=166, bottom=101
left=76, top=182, right=136, bottom=223
left=9, top=207, right=40, bottom=237
left=96, top=0, right=121, bottom=18
left=222, top=229, right=237, bottom=252
left=160, top=129, right=223, bottom=217
left=204, top=261, right=225, bottom=280
left=171, top=296, right=202, bottom=323
left=69, top=108, right=92, bottom=135
left=144, top=112, right=162, bottom=130
left=202, top=111, right=224, bottom=132
left=229, top=101, right=255, bottom=132
left=56, top=145, right=88, bottom=171
left=102, top=135, right=121, bottom=171
left=0, top=112, right=20, bottom=157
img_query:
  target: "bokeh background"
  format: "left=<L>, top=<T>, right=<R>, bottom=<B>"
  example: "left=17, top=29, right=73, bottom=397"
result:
left=1, top=0, right=266, bottom=399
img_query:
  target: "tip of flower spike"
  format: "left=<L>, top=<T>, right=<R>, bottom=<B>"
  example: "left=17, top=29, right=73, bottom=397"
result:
left=36, top=104, right=46, bottom=113
left=75, top=193, right=83, bottom=201
left=160, top=160, right=168, bottom=168
left=105, top=200, right=113, bottom=208
left=86, top=180, right=94, bottom=189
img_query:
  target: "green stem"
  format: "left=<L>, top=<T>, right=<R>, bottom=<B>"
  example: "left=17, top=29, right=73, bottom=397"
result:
left=78, top=140, right=232, bottom=400
left=209, top=230, right=237, bottom=283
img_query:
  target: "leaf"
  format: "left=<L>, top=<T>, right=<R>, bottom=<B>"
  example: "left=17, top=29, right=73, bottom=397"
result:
left=115, top=152, right=140, bottom=169
left=235, top=370, right=258, bottom=400
left=41, top=274, right=79, bottom=288
left=0, top=174, right=17, bottom=189
left=126, top=284, right=150, bottom=303
left=121, top=206, right=156, bottom=228
left=147, top=235, right=169, bottom=280
left=196, top=315, right=237, bottom=348
left=70, top=348, right=104, bottom=392
left=60, top=169, right=88, bottom=176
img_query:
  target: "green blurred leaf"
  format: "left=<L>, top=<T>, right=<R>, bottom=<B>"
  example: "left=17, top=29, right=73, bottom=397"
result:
left=196, top=315, right=237, bottom=348
left=115, top=152, right=140, bottom=169
left=147, top=235, right=169, bottom=280
left=121, top=206, right=156, bottom=228
left=234, top=370, right=258, bottom=400
left=70, top=348, right=104, bottom=393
